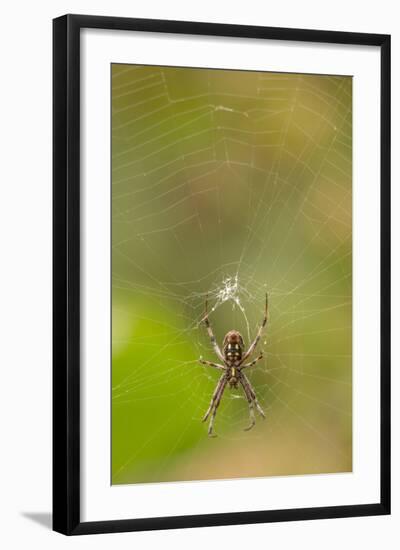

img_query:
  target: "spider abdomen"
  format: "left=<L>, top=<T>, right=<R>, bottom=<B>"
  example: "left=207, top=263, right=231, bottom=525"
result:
left=225, top=343, right=242, bottom=363
left=223, top=331, right=244, bottom=363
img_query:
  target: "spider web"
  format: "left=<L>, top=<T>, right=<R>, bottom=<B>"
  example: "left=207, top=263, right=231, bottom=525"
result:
left=111, top=64, right=352, bottom=485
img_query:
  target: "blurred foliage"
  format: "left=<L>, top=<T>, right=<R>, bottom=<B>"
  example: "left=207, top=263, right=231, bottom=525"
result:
left=111, top=65, right=352, bottom=484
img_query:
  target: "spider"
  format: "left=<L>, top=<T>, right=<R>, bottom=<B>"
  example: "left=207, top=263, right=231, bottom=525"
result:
left=199, top=294, right=268, bottom=437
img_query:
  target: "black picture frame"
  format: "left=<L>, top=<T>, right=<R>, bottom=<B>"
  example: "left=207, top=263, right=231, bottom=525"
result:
left=53, top=14, right=391, bottom=535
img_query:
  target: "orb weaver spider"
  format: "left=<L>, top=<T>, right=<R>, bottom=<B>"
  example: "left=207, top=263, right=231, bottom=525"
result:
left=199, top=294, right=268, bottom=437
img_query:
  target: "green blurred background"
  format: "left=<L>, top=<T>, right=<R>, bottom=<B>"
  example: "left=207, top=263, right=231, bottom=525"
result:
left=111, top=64, right=352, bottom=485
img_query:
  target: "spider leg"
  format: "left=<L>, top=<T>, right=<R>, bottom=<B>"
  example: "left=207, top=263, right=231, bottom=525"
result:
left=240, top=293, right=268, bottom=365
left=239, top=376, right=256, bottom=431
left=202, top=374, right=226, bottom=423
left=241, top=372, right=266, bottom=419
left=202, top=375, right=227, bottom=437
left=202, top=296, right=225, bottom=363
left=199, top=357, right=225, bottom=370
left=240, top=352, right=264, bottom=370
left=207, top=378, right=227, bottom=437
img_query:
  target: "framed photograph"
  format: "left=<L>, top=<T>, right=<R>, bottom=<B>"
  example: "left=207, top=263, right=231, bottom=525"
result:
left=53, top=14, right=391, bottom=535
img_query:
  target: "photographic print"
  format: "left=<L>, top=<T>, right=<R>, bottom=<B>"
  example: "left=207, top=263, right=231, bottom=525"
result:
left=111, top=64, right=352, bottom=486
left=53, top=15, right=390, bottom=534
